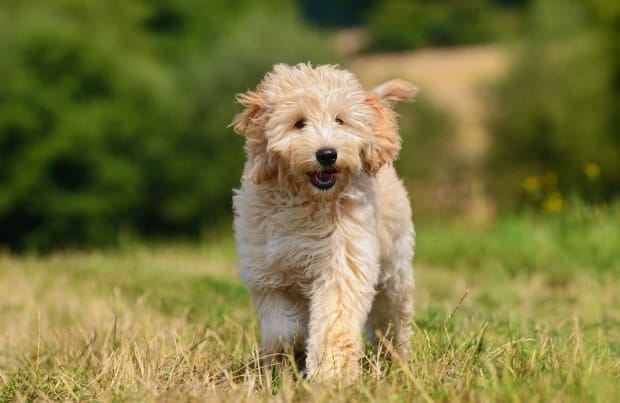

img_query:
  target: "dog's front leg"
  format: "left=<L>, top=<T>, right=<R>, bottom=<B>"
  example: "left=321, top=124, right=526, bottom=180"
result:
left=305, top=262, right=377, bottom=381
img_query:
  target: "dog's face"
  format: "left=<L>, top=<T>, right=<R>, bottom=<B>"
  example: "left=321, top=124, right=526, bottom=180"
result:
left=232, top=64, right=416, bottom=198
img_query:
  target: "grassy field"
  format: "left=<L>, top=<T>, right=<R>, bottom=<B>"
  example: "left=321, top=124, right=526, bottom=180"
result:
left=1, top=205, right=620, bottom=401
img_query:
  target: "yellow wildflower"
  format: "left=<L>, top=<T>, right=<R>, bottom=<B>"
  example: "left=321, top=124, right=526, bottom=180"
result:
left=522, top=176, right=541, bottom=193
left=583, top=162, right=600, bottom=179
left=542, top=192, right=564, bottom=214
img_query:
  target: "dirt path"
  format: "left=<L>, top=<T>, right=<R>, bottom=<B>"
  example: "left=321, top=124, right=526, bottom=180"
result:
left=349, top=45, right=508, bottom=164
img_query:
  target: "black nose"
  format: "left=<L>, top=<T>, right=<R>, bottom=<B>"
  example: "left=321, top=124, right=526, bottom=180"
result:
left=315, top=148, right=338, bottom=166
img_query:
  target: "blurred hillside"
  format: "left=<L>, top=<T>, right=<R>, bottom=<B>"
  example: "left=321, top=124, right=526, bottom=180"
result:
left=1, top=0, right=619, bottom=251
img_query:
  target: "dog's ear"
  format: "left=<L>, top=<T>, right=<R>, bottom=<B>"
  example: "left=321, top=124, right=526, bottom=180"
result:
left=372, top=79, right=418, bottom=106
left=362, top=79, right=417, bottom=176
left=230, top=90, right=277, bottom=184
left=230, top=90, right=266, bottom=137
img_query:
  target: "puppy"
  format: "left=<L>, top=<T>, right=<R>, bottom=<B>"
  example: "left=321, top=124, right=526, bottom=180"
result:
left=231, top=63, right=416, bottom=380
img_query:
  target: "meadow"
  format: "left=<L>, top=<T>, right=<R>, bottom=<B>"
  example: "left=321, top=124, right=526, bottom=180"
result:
left=1, top=204, right=619, bottom=401
left=2, top=1, right=620, bottom=400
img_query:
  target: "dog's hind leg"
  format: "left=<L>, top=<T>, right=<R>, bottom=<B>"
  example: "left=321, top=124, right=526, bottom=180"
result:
left=366, top=243, right=414, bottom=358
left=252, top=290, right=308, bottom=366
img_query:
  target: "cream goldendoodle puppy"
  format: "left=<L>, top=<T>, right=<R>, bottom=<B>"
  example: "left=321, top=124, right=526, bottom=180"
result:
left=231, top=63, right=416, bottom=380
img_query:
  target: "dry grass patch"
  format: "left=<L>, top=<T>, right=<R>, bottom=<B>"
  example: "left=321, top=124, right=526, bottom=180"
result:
left=1, top=218, right=619, bottom=401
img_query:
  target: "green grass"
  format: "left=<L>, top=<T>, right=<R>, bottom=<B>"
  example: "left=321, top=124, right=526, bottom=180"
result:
left=1, top=206, right=619, bottom=401
left=418, top=202, right=620, bottom=277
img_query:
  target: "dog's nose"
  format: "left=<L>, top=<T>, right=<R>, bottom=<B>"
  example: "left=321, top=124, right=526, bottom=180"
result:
left=315, top=148, right=338, bottom=166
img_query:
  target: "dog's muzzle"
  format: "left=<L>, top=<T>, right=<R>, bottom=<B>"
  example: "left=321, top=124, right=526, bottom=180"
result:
left=309, top=168, right=337, bottom=190
left=310, top=148, right=338, bottom=190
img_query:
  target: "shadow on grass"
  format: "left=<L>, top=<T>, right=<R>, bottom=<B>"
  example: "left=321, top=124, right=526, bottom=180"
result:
left=59, top=259, right=251, bottom=321
left=116, top=274, right=251, bottom=320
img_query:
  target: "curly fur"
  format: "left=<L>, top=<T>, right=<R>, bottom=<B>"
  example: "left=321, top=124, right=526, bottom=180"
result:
left=231, top=63, right=417, bottom=380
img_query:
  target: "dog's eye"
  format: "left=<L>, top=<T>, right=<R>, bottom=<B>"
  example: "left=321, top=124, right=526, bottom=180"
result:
left=335, top=117, right=344, bottom=125
left=294, top=119, right=306, bottom=129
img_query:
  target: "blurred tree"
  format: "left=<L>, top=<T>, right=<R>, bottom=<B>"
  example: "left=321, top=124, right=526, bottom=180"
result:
left=0, top=0, right=336, bottom=250
left=585, top=0, right=620, bottom=142
left=395, top=98, right=457, bottom=182
left=365, top=0, right=500, bottom=50
left=299, top=0, right=376, bottom=27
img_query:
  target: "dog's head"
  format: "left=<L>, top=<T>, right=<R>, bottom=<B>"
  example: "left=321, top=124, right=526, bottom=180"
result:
left=231, top=63, right=416, bottom=197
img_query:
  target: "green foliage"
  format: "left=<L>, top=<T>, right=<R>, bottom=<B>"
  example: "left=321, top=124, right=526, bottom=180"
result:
left=394, top=96, right=465, bottom=216
left=585, top=0, right=620, bottom=135
left=299, top=0, right=376, bottom=27
left=417, top=201, right=620, bottom=278
left=487, top=0, right=620, bottom=208
left=0, top=0, right=337, bottom=250
left=396, top=96, right=457, bottom=181
left=366, top=0, right=499, bottom=51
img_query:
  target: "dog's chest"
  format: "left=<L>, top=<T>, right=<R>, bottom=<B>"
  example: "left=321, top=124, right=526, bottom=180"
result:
left=235, top=183, right=380, bottom=290
left=262, top=204, right=336, bottom=279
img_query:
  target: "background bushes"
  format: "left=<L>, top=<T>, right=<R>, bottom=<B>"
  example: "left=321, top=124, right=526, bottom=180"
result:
left=486, top=0, right=620, bottom=209
left=2, top=0, right=619, bottom=250
left=0, top=0, right=336, bottom=250
left=365, top=0, right=519, bottom=51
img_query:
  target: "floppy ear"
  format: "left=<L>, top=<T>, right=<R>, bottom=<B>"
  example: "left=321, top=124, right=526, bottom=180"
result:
left=230, top=90, right=276, bottom=184
left=231, top=90, right=266, bottom=137
left=372, top=79, right=418, bottom=106
left=362, top=79, right=417, bottom=176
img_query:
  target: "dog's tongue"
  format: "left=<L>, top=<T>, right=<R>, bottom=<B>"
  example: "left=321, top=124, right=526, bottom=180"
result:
left=315, top=172, right=334, bottom=183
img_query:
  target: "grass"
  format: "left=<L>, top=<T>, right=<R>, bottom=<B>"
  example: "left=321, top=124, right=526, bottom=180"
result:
left=1, top=206, right=620, bottom=401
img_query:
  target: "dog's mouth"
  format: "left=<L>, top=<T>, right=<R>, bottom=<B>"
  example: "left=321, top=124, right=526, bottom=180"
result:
left=309, top=168, right=338, bottom=190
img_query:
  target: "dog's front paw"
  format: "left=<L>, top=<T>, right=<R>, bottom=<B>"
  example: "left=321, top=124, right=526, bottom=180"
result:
left=306, top=360, right=360, bottom=383
left=305, top=340, right=361, bottom=382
